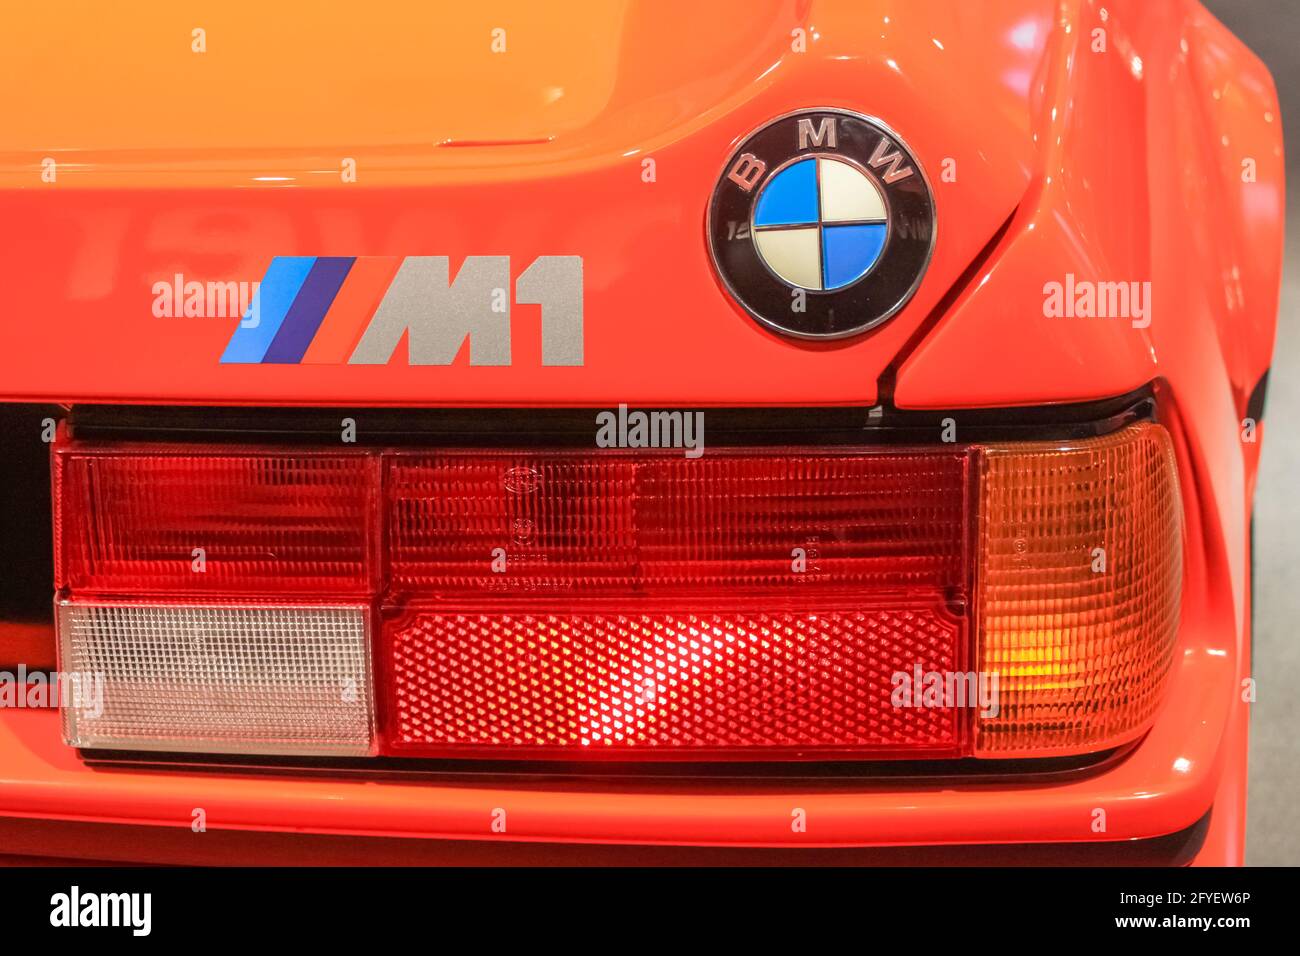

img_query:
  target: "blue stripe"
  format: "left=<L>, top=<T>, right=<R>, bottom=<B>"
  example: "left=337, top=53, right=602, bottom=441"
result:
left=220, top=257, right=317, bottom=364
left=262, top=257, right=355, bottom=364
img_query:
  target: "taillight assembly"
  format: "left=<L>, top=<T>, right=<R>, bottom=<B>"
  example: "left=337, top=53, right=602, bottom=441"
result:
left=51, top=422, right=1182, bottom=764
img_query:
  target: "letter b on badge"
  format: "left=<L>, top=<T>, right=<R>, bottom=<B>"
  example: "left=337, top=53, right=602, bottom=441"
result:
left=727, top=153, right=767, bottom=192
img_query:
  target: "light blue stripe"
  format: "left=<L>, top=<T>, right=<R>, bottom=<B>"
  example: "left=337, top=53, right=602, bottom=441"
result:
left=220, top=256, right=317, bottom=364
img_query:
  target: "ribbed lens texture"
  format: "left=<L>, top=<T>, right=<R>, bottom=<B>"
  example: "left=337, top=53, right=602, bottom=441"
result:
left=975, top=423, right=1182, bottom=756
left=387, top=451, right=968, bottom=593
left=58, top=602, right=373, bottom=755
left=56, top=451, right=375, bottom=595
left=388, top=604, right=963, bottom=758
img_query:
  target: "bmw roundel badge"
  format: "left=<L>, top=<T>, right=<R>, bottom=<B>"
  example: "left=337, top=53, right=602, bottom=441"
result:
left=707, top=108, right=936, bottom=340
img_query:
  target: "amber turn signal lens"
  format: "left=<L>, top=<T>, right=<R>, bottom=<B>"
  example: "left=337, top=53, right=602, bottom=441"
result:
left=974, top=422, right=1183, bottom=757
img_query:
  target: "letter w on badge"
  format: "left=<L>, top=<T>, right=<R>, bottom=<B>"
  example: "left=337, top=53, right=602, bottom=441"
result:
left=220, top=255, right=583, bottom=366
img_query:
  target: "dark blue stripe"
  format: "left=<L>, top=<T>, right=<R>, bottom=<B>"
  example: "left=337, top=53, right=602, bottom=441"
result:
left=262, top=257, right=356, bottom=364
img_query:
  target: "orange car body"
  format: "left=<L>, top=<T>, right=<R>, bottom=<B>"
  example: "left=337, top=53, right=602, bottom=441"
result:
left=0, top=0, right=1283, bottom=864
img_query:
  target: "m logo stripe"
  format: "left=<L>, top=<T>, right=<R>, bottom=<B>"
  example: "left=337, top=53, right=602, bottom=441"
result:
left=220, top=256, right=316, bottom=364
left=262, top=256, right=355, bottom=364
left=302, top=256, right=403, bottom=365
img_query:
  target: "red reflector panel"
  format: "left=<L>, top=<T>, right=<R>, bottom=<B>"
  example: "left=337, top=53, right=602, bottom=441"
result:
left=55, top=448, right=378, bottom=596
left=386, top=450, right=969, bottom=594
left=384, top=603, right=965, bottom=759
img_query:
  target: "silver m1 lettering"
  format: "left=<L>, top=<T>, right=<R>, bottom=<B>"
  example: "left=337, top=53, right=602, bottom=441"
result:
left=349, top=255, right=584, bottom=367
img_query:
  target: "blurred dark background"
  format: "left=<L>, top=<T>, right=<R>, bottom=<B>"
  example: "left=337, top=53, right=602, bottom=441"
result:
left=1202, top=0, right=1296, bottom=866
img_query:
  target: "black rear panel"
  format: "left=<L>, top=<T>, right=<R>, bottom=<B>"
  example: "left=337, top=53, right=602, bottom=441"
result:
left=0, top=403, right=58, bottom=623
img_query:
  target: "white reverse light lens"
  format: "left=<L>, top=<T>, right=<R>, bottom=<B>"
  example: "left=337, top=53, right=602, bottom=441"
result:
left=57, top=601, right=374, bottom=756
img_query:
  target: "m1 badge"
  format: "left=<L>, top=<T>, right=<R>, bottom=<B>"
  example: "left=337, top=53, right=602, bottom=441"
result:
left=707, top=108, right=936, bottom=340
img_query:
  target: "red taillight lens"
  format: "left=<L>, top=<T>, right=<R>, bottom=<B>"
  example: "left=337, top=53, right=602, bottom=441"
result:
left=386, top=450, right=969, bottom=593
left=55, top=449, right=378, bottom=595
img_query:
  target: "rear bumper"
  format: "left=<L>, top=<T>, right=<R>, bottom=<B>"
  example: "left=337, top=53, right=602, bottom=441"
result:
left=0, top=810, right=1216, bottom=867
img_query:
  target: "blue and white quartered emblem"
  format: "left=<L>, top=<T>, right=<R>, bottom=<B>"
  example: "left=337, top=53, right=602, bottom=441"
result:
left=708, top=109, right=935, bottom=339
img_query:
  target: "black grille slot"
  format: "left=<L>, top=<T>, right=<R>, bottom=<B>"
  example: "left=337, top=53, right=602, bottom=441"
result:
left=0, top=403, right=59, bottom=623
